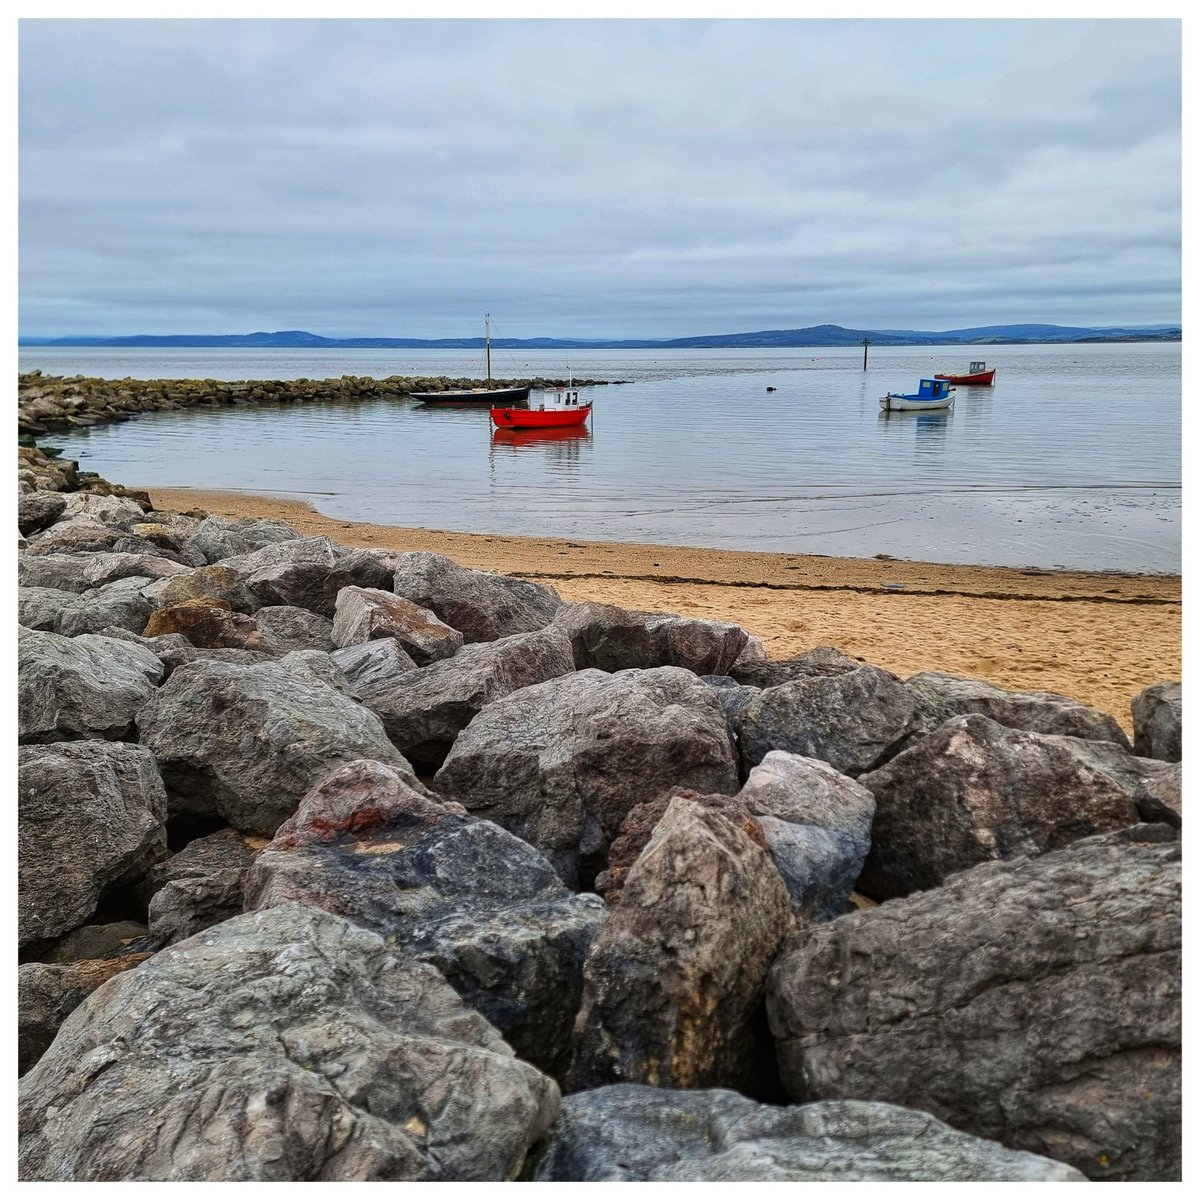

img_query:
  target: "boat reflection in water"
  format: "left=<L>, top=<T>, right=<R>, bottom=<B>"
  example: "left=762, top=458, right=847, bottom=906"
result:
left=490, top=426, right=592, bottom=452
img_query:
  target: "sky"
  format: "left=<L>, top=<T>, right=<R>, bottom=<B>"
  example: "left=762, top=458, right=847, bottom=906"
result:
left=18, top=16, right=1182, bottom=339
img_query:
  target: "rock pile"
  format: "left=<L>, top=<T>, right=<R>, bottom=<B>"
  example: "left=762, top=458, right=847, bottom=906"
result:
left=16, top=477, right=1183, bottom=1181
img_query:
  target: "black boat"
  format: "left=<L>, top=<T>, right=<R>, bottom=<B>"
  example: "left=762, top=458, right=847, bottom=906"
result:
left=410, top=314, right=530, bottom=406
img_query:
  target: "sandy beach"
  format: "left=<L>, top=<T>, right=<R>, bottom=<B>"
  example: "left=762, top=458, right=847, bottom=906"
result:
left=149, top=487, right=1181, bottom=732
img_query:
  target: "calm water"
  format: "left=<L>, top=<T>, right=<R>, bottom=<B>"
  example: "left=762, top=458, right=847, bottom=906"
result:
left=25, top=343, right=1180, bottom=572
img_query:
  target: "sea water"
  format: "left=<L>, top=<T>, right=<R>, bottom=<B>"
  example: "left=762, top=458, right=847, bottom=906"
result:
left=23, top=342, right=1180, bottom=573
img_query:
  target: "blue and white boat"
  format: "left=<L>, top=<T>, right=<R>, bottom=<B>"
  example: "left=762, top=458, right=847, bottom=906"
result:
left=879, top=377, right=956, bottom=412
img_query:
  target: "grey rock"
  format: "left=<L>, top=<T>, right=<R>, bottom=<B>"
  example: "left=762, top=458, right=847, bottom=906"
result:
left=732, top=664, right=919, bottom=777
left=181, top=514, right=301, bottom=564
left=19, top=741, right=167, bottom=946
left=1133, top=761, right=1182, bottom=827
left=141, top=562, right=262, bottom=613
left=245, top=760, right=606, bottom=1079
left=857, top=714, right=1142, bottom=900
left=56, top=575, right=155, bottom=637
left=391, top=550, right=562, bottom=642
left=435, top=665, right=740, bottom=887
left=331, top=585, right=463, bottom=664
left=18, top=549, right=180, bottom=593
left=730, top=645, right=863, bottom=688
left=17, top=491, right=67, bottom=536
left=528, top=1086, right=1086, bottom=1181
left=18, top=630, right=164, bottom=743
left=277, top=648, right=354, bottom=694
left=1131, top=681, right=1181, bottom=762
left=24, top=516, right=132, bottom=556
left=767, top=825, right=1181, bottom=1181
left=359, top=626, right=576, bottom=772
left=569, top=796, right=791, bottom=1091
left=331, top=638, right=418, bottom=695
left=88, top=626, right=200, bottom=674
left=252, top=604, right=336, bottom=654
left=552, top=601, right=748, bottom=675
left=907, top=670, right=1132, bottom=748
left=60, top=493, right=147, bottom=526
left=17, top=585, right=78, bottom=631
left=18, top=905, right=560, bottom=1181
left=220, top=536, right=393, bottom=616
left=137, top=658, right=413, bottom=834
left=41, top=920, right=151, bottom=964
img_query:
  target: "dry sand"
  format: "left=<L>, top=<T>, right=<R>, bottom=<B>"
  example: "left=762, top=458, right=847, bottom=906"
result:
left=150, top=487, right=1181, bottom=733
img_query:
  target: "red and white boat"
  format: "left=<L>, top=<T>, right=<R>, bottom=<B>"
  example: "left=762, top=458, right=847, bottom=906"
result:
left=934, top=360, right=996, bottom=386
left=491, top=383, right=591, bottom=430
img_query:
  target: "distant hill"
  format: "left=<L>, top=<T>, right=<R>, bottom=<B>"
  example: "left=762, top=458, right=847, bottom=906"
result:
left=20, top=323, right=1181, bottom=349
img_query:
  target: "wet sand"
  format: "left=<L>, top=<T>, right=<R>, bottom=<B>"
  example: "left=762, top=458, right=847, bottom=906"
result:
left=150, top=486, right=1182, bottom=732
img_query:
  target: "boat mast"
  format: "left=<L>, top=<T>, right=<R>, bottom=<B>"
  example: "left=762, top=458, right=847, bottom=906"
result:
left=485, top=313, right=491, bottom=385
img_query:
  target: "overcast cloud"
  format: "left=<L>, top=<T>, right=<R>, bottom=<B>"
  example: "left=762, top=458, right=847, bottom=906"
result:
left=18, top=18, right=1181, bottom=338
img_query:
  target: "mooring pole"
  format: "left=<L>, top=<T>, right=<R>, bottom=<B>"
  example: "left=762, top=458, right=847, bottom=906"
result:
left=862, top=338, right=870, bottom=370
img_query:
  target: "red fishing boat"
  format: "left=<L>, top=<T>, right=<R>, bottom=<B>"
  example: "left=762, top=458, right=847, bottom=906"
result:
left=491, top=383, right=591, bottom=429
left=934, top=360, right=996, bottom=386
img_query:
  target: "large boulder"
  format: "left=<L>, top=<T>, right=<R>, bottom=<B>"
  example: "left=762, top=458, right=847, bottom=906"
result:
left=390, top=551, right=562, bottom=642
left=1131, top=682, right=1182, bottom=762
left=55, top=576, right=156, bottom=638
left=527, top=1086, right=1085, bottom=1181
left=358, top=626, right=576, bottom=772
left=731, top=664, right=919, bottom=777
left=435, top=666, right=740, bottom=888
left=17, top=585, right=78, bottom=631
left=907, top=670, right=1132, bottom=748
left=331, top=638, right=418, bottom=695
left=19, top=741, right=167, bottom=947
left=19, top=955, right=155, bottom=1076
left=143, top=597, right=267, bottom=649
left=244, top=760, right=605, bottom=1079
left=141, top=562, right=261, bottom=613
left=252, top=605, right=336, bottom=655
left=730, top=645, right=863, bottom=689
left=331, top=585, right=463, bottom=665
left=552, top=601, right=748, bottom=675
left=180, top=514, right=301, bottom=563
left=18, top=550, right=187, bottom=593
left=767, top=825, right=1181, bottom=1181
left=569, top=796, right=791, bottom=1091
left=136, top=659, right=413, bottom=834
left=18, top=630, right=165, bottom=743
left=18, top=906, right=559, bottom=1181
left=857, top=715, right=1142, bottom=900
left=17, top=490, right=67, bottom=536
left=146, top=827, right=267, bottom=945
left=218, top=536, right=393, bottom=616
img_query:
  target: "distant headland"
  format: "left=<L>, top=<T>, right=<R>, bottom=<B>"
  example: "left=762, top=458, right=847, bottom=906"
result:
left=18, top=322, right=1181, bottom=350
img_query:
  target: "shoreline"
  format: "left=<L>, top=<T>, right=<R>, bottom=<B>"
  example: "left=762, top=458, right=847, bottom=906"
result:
left=149, top=486, right=1181, bottom=730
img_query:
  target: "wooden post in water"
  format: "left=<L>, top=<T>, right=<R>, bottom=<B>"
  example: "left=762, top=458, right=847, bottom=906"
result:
left=862, top=338, right=870, bottom=370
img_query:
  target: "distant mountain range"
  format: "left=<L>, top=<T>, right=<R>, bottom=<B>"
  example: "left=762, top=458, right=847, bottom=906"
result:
left=19, top=322, right=1181, bottom=349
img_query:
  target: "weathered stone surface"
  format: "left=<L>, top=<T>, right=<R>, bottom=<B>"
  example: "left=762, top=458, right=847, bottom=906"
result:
left=390, top=550, right=562, bottom=643
left=732, top=664, right=919, bottom=777
left=55, top=576, right=156, bottom=637
left=18, top=490, right=67, bottom=536
left=24, top=516, right=132, bottom=556
left=1133, top=761, right=1182, bottom=827
left=435, top=666, right=740, bottom=887
left=19, top=741, right=167, bottom=947
left=331, top=585, right=463, bottom=664
left=360, top=626, right=576, bottom=772
left=253, top=604, right=336, bottom=654
left=181, top=514, right=301, bottom=564
left=141, top=562, right=261, bottom=612
left=143, top=597, right=267, bottom=649
left=18, top=906, right=559, bottom=1181
left=42, top=920, right=151, bottom=964
left=18, top=552, right=92, bottom=592
left=857, top=715, right=1142, bottom=900
left=219, top=536, right=393, bottom=616
left=17, top=585, right=78, bottom=631
left=552, top=601, right=748, bottom=675
left=730, top=645, right=863, bottom=689
left=768, top=825, right=1181, bottom=1181
left=137, top=659, right=413, bottom=834
left=19, top=630, right=164, bottom=743
left=703, top=675, right=761, bottom=726
left=276, top=649, right=354, bottom=694
left=907, top=670, right=1132, bottom=748
left=19, top=955, right=155, bottom=1075
left=245, top=760, right=605, bottom=1078
left=71, top=550, right=190, bottom=591
left=569, top=796, right=791, bottom=1091
left=528, top=1087, right=1086, bottom=1181
left=1131, top=682, right=1182, bottom=762
left=331, top=637, right=418, bottom=695
left=146, top=827, right=266, bottom=945
left=60, top=492, right=147, bottom=526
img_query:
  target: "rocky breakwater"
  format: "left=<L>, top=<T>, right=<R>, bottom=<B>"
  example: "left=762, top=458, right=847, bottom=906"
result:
left=15, top=477, right=1184, bottom=1181
left=18, top=370, right=616, bottom=436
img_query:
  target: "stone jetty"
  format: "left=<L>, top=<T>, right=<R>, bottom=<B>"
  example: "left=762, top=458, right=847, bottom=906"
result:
left=16, top=450, right=1182, bottom=1182
left=18, top=371, right=618, bottom=437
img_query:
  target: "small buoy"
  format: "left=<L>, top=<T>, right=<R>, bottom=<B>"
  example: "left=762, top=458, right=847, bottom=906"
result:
left=766, top=386, right=778, bottom=392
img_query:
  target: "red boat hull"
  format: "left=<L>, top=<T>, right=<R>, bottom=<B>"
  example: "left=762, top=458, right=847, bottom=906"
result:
left=934, top=370, right=995, bottom=385
left=491, top=405, right=591, bottom=429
